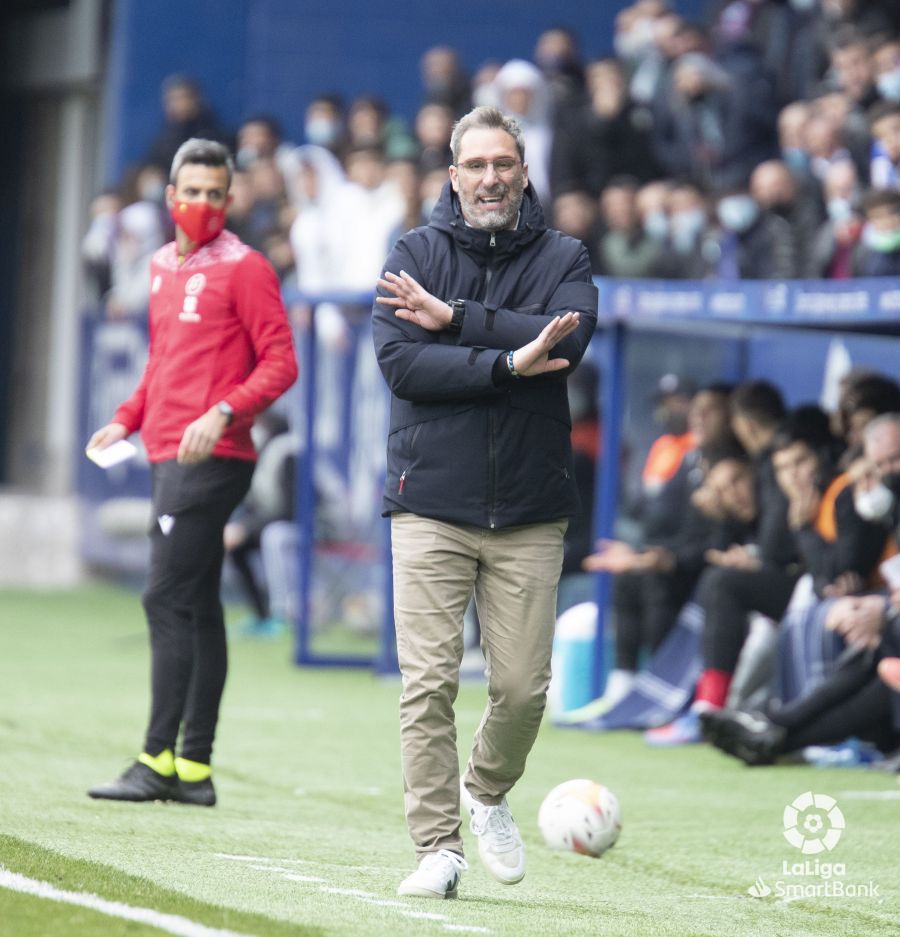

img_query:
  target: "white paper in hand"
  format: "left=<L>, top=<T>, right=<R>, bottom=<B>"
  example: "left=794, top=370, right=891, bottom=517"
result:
left=86, top=439, right=138, bottom=469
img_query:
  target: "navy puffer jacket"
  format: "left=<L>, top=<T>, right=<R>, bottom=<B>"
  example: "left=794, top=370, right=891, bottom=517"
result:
left=373, top=181, right=598, bottom=529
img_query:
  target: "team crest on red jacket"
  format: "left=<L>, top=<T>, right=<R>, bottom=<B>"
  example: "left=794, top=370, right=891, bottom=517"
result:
left=185, top=273, right=206, bottom=295
left=179, top=274, right=205, bottom=322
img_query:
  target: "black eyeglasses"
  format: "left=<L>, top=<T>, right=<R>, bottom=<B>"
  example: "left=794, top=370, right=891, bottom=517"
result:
left=455, top=158, right=521, bottom=178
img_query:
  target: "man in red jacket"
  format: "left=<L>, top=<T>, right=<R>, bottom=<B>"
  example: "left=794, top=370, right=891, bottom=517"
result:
left=86, top=139, right=298, bottom=806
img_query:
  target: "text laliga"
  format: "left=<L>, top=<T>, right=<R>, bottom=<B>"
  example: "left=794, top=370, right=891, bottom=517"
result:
left=781, top=860, right=845, bottom=879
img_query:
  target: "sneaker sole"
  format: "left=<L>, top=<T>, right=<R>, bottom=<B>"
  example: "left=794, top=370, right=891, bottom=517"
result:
left=461, top=781, right=526, bottom=885
left=397, top=884, right=458, bottom=899
left=480, top=863, right=525, bottom=885
left=478, top=841, right=525, bottom=885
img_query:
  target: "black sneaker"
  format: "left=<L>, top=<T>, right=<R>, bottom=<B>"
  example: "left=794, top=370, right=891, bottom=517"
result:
left=87, top=761, right=178, bottom=802
left=700, top=709, right=786, bottom=766
left=176, top=777, right=216, bottom=807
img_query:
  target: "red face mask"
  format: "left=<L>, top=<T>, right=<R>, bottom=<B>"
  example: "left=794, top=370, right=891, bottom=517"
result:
left=170, top=200, right=226, bottom=246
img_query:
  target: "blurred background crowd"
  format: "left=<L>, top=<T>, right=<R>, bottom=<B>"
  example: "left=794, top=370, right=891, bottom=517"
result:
left=82, top=0, right=900, bottom=320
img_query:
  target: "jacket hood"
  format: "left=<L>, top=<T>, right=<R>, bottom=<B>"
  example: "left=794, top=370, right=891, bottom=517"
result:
left=427, top=179, right=546, bottom=256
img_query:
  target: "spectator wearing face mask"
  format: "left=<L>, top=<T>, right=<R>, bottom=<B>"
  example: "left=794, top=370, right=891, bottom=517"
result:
left=777, top=100, right=815, bottom=180
left=806, top=159, right=865, bottom=278
left=595, top=175, right=671, bottom=278
left=303, top=94, right=347, bottom=159
left=665, top=180, right=713, bottom=279
left=872, top=34, right=900, bottom=104
left=636, top=179, right=674, bottom=247
left=710, top=186, right=797, bottom=279
left=750, top=159, right=823, bottom=275
left=769, top=409, right=887, bottom=600
left=855, top=187, right=900, bottom=276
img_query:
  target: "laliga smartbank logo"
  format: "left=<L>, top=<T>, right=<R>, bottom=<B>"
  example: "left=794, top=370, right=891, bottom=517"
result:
left=782, top=790, right=844, bottom=854
left=747, top=791, right=880, bottom=901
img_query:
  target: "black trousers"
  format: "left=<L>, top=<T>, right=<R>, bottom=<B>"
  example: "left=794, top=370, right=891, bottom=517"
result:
left=613, top=570, right=696, bottom=671
left=142, top=457, right=254, bottom=763
left=698, top=565, right=799, bottom=673
left=771, top=650, right=899, bottom=754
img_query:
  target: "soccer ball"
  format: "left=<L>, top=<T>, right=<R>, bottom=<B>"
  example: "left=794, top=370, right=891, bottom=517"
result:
left=538, top=779, right=622, bottom=857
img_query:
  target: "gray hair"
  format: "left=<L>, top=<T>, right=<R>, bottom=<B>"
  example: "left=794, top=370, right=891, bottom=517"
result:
left=450, top=106, right=525, bottom=165
left=863, top=412, right=900, bottom=444
left=169, top=138, right=235, bottom=186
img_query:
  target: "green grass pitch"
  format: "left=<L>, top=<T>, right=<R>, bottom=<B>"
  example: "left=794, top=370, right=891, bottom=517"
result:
left=0, top=583, right=897, bottom=936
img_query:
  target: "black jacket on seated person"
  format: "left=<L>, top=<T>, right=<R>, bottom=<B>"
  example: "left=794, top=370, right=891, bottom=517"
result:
left=754, top=448, right=800, bottom=572
left=793, top=480, right=892, bottom=597
left=373, top=181, right=598, bottom=530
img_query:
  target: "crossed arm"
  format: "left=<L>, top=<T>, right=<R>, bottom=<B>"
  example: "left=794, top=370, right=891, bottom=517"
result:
left=375, top=269, right=581, bottom=378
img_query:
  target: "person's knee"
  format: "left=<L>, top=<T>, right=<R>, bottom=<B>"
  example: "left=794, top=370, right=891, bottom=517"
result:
left=490, top=671, right=549, bottom=717
left=697, top=565, right=732, bottom=605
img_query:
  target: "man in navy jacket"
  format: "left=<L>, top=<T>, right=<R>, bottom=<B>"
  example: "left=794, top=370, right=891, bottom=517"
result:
left=373, top=105, right=597, bottom=899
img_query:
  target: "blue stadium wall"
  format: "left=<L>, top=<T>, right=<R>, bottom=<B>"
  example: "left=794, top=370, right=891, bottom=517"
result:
left=103, top=0, right=704, bottom=184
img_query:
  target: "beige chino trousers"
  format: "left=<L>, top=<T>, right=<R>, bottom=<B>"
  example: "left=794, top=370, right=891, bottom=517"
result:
left=391, top=512, right=567, bottom=858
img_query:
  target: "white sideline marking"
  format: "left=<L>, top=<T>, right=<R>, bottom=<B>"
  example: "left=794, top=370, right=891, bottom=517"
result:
left=293, top=785, right=383, bottom=797
left=0, top=866, right=256, bottom=937
left=215, top=854, right=494, bottom=935
left=838, top=790, right=900, bottom=800
left=215, top=852, right=407, bottom=873
left=320, top=887, right=377, bottom=897
left=397, top=909, right=449, bottom=921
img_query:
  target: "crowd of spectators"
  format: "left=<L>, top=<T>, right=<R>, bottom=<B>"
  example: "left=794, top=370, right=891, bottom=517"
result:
left=574, top=370, right=900, bottom=771
left=83, top=0, right=900, bottom=319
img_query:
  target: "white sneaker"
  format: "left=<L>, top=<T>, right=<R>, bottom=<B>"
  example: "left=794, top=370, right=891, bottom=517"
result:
left=460, top=780, right=525, bottom=884
left=397, top=849, right=468, bottom=899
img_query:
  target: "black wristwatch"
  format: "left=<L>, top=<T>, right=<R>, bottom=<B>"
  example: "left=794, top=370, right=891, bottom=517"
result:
left=447, top=299, right=466, bottom=333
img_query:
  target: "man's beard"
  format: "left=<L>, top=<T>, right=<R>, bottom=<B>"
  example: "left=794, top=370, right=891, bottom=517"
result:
left=459, top=174, right=526, bottom=231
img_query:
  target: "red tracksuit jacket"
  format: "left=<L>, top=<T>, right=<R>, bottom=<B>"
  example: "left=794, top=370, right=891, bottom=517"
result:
left=113, top=230, right=298, bottom=462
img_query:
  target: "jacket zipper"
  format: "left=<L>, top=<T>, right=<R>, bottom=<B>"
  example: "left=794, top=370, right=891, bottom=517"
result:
left=398, top=425, right=422, bottom=494
left=485, top=232, right=497, bottom=527
left=488, top=407, right=496, bottom=528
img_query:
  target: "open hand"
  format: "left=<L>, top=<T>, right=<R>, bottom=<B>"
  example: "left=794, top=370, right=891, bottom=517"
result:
left=375, top=270, right=451, bottom=331
left=512, top=313, right=580, bottom=377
